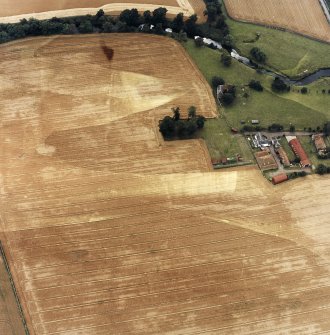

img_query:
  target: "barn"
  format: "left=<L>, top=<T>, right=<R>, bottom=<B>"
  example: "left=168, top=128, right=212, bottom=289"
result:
left=288, top=138, right=311, bottom=167
left=272, top=173, right=288, bottom=185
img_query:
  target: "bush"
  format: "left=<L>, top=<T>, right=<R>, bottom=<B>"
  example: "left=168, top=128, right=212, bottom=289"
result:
left=301, top=87, right=308, bottom=94
left=250, top=47, right=266, bottom=63
left=268, top=123, right=283, bottom=132
left=248, top=80, right=263, bottom=92
left=316, top=164, right=328, bottom=175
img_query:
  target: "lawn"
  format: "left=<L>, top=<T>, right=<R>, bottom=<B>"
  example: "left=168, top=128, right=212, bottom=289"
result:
left=298, top=135, right=330, bottom=168
left=184, top=40, right=330, bottom=130
left=221, top=0, right=330, bottom=78
left=279, top=137, right=295, bottom=162
left=199, top=116, right=254, bottom=161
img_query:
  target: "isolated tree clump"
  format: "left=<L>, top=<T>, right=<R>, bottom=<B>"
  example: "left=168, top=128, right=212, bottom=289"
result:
left=250, top=47, right=266, bottom=63
left=159, top=106, right=206, bottom=139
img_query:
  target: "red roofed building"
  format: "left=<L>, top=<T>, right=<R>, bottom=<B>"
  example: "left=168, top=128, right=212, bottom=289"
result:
left=289, top=138, right=311, bottom=167
left=272, top=173, right=288, bottom=185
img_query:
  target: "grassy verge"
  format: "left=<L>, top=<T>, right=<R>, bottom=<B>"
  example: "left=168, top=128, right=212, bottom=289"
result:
left=279, top=137, right=296, bottom=162
left=184, top=40, right=330, bottom=130
left=221, top=0, right=330, bottom=77
left=298, top=135, right=330, bottom=168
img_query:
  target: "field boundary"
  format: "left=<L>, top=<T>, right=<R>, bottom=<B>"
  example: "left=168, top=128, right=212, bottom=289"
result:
left=319, top=0, right=330, bottom=22
left=0, top=241, right=30, bottom=335
left=222, top=0, right=330, bottom=45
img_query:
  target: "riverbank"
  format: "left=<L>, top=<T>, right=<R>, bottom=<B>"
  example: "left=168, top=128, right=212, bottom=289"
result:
left=220, top=0, right=330, bottom=78
left=184, top=40, right=330, bottom=131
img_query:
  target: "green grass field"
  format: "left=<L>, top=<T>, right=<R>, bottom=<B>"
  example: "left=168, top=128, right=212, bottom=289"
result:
left=221, top=0, right=330, bottom=78
left=184, top=40, right=330, bottom=130
left=199, top=116, right=254, bottom=161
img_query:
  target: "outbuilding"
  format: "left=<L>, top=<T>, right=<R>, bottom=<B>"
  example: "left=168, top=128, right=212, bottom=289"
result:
left=272, top=173, right=288, bottom=185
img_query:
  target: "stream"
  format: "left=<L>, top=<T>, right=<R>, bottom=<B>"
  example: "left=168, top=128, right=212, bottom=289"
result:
left=230, top=49, right=330, bottom=86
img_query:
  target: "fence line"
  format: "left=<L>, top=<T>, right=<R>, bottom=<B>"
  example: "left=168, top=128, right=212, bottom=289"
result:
left=319, top=0, right=330, bottom=23
left=0, top=241, right=30, bottom=335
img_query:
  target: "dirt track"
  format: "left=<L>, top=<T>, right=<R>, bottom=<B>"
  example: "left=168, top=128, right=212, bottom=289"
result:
left=0, top=0, right=205, bottom=23
left=0, top=34, right=330, bottom=334
left=225, top=0, right=330, bottom=43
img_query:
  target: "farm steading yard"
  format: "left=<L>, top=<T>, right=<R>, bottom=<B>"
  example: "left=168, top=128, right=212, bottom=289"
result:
left=0, top=34, right=330, bottom=335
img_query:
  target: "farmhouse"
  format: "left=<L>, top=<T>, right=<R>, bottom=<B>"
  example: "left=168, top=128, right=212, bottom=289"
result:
left=272, top=173, right=288, bottom=185
left=312, top=134, right=327, bottom=154
left=288, top=137, right=311, bottom=167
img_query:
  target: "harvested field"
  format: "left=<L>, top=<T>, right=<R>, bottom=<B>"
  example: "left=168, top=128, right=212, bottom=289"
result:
left=0, top=0, right=205, bottom=23
left=1, top=34, right=330, bottom=335
left=225, top=0, right=330, bottom=43
left=0, top=242, right=27, bottom=335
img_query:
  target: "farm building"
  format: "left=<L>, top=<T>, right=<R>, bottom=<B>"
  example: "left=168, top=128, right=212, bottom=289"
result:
left=288, top=138, right=311, bottom=167
left=272, top=173, right=288, bottom=185
left=312, top=134, right=327, bottom=154
left=276, top=147, right=290, bottom=166
left=251, top=120, right=259, bottom=125
left=252, top=132, right=270, bottom=148
left=254, top=150, right=278, bottom=171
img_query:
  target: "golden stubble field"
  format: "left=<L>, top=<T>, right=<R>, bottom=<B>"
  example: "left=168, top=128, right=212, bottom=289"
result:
left=0, top=0, right=206, bottom=23
left=225, top=0, right=330, bottom=43
left=0, top=34, right=330, bottom=334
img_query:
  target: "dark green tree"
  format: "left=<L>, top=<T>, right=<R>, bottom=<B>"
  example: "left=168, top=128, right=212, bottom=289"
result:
left=159, top=116, right=175, bottom=137
left=221, top=53, right=232, bottom=67
left=271, top=77, right=289, bottom=92
left=316, top=164, right=328, bottom=175
left=248, top=80, right=263, bottom=91
left=172, top=107, right=181, bottom=121
left=152, top=7, right=168, bottom=25
left=184, top=14, right=197, bottom=37
left=250, top=47, right=266, bottom=63
left=188, top=106, right=197, bottom=119
left=196, top=115, right=206, bottom=129
left=171, top=13, right=184, bottom=32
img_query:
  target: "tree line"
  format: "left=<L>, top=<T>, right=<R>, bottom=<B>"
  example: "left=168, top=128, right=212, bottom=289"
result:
left=0, top=2, right=231, bottom=46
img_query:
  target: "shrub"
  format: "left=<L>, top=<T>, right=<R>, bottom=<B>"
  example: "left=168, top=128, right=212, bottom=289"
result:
left=271, top=77, right=289, bottom=92
left=250, top=47, right=266, bottom=63
left=220, top=53, right=232, bottom=67
left=268, top=123, right=283, bottom=132
left=248, top=80, right=263, bottom=92
left=316, top=164, right=328, bottom=175
left=301, top=87, right=308, bottom=94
